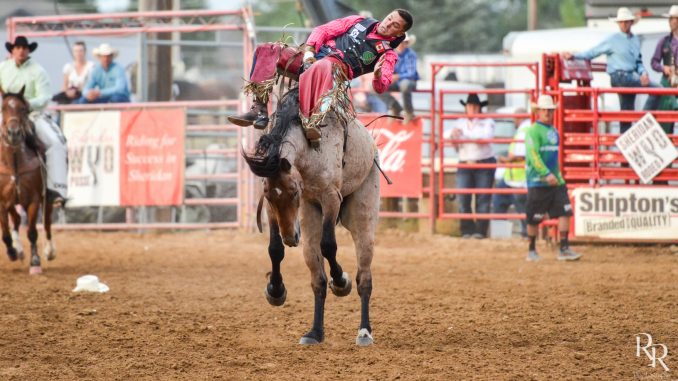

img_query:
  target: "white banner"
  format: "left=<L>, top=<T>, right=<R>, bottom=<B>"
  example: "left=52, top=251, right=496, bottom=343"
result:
left=573, top=187, right=678, bottom=241
left=64, top=111, right=121, bottom=207
left=616, top=113, right=678, bottom=184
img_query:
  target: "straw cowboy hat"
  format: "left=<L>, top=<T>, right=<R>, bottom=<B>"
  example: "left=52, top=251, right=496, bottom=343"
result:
left=531, top=95, right=558, bottom=110
left=609, top=7, right=636, bottom=22
left=5, top=36, right=37, bottom=53
left=460, top=93, right=488, bottom=108
left=404, top=33, right=416, bottom=46
left=92, top=43, right=118, bottom=58
left=662, top=5, right=678, bottom=18
left=72, top=275, right=109, bottom=293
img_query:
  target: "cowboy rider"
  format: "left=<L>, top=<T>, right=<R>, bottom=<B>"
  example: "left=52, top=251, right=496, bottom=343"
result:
left=228, top=9, right=414, bottom=145
left=0, top=36, right=68, bottom=206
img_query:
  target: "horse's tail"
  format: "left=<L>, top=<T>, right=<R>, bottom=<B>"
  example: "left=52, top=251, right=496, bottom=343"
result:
left=243, top=87, right=300, bottom=178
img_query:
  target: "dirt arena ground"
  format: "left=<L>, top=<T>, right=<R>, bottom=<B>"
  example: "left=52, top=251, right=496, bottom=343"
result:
left=0, top=229, right=676, bottom=380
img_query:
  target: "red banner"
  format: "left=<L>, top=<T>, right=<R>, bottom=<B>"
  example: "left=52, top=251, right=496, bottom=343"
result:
left=360, top=116, right=423, bottom=198
left=119, top=109, right=185, bottom=206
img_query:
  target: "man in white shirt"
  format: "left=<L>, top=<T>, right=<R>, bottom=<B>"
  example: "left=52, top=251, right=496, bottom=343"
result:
left=445, top=93, right=496, bottom=239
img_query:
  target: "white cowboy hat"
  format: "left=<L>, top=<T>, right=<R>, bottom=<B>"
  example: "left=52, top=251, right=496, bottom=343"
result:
left=92, top=43, right=118, bottom=58
left=72, top=275, right=109, bottom=293
left=404, top=33, right=416, bottom=46
left=662, top=5, right=678, bottom=18
left=609, top=7, right=636, bottom=22
left=531, top=95, right=558, bottom=110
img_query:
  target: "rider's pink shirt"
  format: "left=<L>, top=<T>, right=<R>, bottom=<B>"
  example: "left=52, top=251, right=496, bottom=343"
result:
left=306, top=15, right=398, bottom=93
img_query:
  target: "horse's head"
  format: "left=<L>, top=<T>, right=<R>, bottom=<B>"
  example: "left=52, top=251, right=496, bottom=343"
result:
left=259, top=158, right=303, bottom=247
left=0, top=86, right=29, bottom=147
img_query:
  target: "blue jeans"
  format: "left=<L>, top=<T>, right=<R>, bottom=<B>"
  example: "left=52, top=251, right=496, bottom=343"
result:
left=456, top=157, right=496, bottom=236
left=377, top=79, right=416, bottom=114
left=491, top=178, right=527, bottom=237
left=75, top=93, right=131, bottom=104
left=610, top=71, right=661, bottom=133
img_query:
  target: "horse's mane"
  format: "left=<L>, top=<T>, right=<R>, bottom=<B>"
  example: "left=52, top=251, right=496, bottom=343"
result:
left=243, top=87, right=300, bottom=178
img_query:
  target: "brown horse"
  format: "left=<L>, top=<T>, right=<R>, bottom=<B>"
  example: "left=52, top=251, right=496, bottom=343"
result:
left=244, top=88, right=380, bottom=346
left=0, top=87, right=54, bottom=275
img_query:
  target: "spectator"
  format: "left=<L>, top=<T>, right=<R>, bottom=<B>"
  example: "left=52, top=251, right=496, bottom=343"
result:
left=52, top=41, right=94, bottom=104
left=563, top=7, right=660, bottom=133
left=492, top=108, right=530, bottom=238
left=76, top=43, right=130, bottom=104
left=445, top=93, right=496, bottom=239
left=351, top=74, right=388, bottom=113
left=650, top=5, right=678, bottom=134
left=524, top=95, right=582, bottom=262
left=377, top=33, right=419, bottom=124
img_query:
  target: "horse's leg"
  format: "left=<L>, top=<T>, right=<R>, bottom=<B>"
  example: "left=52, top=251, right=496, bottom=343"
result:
left=341, top=165, right=379, bottom=346
left=26, top=202, right=41, bottom=275
left=264, top=213, right=286, bottom=306
left=320, top=191, right=352, bottom=297
left=9, top=207, right=24, bottom=261
left=0, top=208, right=17, bottom=262
left=42, top=201, right=55, bottom=261
left=299, top=201, right=327, bottom=345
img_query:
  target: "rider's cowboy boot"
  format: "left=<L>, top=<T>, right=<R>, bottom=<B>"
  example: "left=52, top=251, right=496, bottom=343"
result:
left=304, top=126, right=321, bottom=148
left=227, top=98, right=269, bottom=129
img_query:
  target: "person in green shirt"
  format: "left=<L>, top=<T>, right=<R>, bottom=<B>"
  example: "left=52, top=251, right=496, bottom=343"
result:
left=524, top=95, right=582, bottom=262
left=0, top=36, right=68, bottom=206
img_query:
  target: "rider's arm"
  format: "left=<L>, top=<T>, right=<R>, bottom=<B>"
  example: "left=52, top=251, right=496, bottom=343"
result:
left=28, top=66, right=52, bottom=111
left=306, top=15, right=363, bottom=53
left=372, top=50, right=398, bottom=93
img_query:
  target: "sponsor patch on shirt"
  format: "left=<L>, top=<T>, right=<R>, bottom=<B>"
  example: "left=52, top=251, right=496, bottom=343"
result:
left=355, top=23, right=366, bottom=32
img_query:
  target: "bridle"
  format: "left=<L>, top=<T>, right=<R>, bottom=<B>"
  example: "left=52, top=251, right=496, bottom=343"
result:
left=1, top=99, right=28, bottom=148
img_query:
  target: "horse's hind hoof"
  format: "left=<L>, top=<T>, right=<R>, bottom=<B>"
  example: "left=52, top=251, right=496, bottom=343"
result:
left=29, top=266, right=42, bottom=275
left=264, top=283, right=287, bottom=307
left=355, top=328, right=374, bottom=347
left=329, top=272, right=352, bottom=297
left=6, top=248, right=17, bottom=262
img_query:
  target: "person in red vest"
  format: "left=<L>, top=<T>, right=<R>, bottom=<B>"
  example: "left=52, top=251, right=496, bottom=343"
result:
left=228, top=9, right=413, bottom=145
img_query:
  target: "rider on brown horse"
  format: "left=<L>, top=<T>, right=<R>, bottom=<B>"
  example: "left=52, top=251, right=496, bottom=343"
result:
left=0, top=36, right=69, bottom=207
left=228, top=9, right=413, bottom=146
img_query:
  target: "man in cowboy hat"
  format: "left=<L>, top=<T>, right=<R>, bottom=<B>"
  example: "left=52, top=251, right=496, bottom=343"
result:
left=524, top=95, right=582, bottom=262
left=228, top=9, right=413, bottom=146
left=76, top=43, right=130, bottom=104
left=563, top=7, right=660, bottom=133
left=650, top=5, right=678, bottom=135
left=0, top=35, right=68, bottom=206
left=444, top=93, right=496, bottom=239
left=377, top=32, right=420, bottom=124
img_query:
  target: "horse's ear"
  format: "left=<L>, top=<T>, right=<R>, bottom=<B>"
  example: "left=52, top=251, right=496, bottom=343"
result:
left=18, top=85, right=25, bottom=97
left=280, top=158, right=292, bottom=173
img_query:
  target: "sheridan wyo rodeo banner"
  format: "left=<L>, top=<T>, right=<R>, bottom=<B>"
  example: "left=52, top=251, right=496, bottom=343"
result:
left=360, top=117, right=423, bottom=198
left=573, top=187, right=678, bottom=241
left=63, top=108, right=185, bottom=207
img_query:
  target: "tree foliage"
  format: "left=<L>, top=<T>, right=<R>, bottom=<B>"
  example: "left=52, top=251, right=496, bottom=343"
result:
left=253, top=0, right=585, bottom=54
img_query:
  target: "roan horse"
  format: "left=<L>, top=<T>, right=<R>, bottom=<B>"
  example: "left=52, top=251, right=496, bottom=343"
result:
left=244, top=88, right=380, bottom=346
left=0, top=87, right=55, bottom=275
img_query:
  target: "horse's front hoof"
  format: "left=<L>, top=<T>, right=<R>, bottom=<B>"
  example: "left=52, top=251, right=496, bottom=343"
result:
left=355, top=328, right=373, bottom=346
left=299, top=330, right=323, bottom=345
left=6, top=248, right=17, bottom=262
left=329, top=272, right=352, bottom=297
left=264, top=283, right=287, bottom=306
left=29, top=266, right=42, bottom=275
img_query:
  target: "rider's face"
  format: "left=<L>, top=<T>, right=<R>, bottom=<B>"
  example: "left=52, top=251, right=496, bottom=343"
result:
left=11, top=46, right=29, bottom=63
left=377, top=11, right=407, bottom=38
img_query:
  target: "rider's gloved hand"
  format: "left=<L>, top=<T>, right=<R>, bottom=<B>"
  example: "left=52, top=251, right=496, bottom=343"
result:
left=302, top=50, right=316, bottom=72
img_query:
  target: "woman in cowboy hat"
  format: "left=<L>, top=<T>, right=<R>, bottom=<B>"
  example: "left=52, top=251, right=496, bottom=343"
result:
left=0, top=35, right=69, bottom=206
left=75, top=43, right=130, bottom=104
left=444, top=93, right=496, bottom=239
left=524, top=95, right=582, bottom=262
left=563, top=7, right=660, bottom=133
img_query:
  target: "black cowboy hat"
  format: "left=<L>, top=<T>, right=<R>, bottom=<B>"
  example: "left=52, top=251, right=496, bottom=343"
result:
left=459, top=93, right=488, bottom=108
left=5, top=36, right=38, bottom=53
